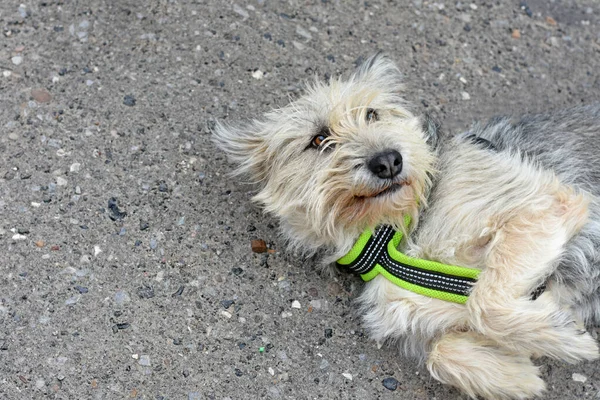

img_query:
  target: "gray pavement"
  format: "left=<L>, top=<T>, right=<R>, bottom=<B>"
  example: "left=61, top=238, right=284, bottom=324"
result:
left=1, top=0, right=599, bottom=399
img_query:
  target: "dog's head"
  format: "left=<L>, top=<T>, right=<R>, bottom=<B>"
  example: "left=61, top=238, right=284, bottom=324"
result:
left=213, top=54, right=437, bottom=252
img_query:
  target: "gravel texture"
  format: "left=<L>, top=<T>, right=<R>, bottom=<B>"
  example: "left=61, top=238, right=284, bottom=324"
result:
left=1, top=1, right=599, bottom=399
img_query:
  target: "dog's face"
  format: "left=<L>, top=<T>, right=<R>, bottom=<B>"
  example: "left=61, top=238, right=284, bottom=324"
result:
left=213, top=55, right=436, bottom=251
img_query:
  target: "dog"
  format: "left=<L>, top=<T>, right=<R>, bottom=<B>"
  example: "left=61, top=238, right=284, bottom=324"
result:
left=212, top=54, right=600, bottom=399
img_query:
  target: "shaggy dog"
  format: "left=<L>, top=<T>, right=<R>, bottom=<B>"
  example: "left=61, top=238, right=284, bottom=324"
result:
left=212, top=54, right=600, bottom=399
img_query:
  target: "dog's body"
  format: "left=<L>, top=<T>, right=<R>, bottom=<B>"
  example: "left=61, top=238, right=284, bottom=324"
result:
left=213, top=55, right=600, bottom=399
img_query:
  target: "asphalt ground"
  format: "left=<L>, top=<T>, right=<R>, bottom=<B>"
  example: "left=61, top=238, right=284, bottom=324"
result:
left=1, top=1, right=599, bottom=399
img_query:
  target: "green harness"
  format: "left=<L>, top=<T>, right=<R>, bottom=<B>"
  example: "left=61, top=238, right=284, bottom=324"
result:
left=336, top=219, right=480, bottom=304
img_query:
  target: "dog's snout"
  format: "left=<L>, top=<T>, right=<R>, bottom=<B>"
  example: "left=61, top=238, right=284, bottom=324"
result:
left=367, top=150, right=403, bottom=180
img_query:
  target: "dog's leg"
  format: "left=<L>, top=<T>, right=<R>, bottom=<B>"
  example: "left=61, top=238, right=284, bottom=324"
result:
left=427, top=330, right=545, bottom=400
left=467, top=185, right=599, bottom=361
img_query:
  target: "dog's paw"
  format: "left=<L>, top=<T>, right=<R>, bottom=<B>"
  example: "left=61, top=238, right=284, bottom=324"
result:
left=428, top=332, right=545, bottom=399
left=553, top=328, right=599, bottom=363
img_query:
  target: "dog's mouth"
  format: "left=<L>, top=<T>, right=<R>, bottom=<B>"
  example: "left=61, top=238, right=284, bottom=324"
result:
left=355, top=181, right=407, bottom=199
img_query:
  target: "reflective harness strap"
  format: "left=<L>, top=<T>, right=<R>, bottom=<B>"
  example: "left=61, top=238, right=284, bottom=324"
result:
left=336, top=224, right=480, bottom=304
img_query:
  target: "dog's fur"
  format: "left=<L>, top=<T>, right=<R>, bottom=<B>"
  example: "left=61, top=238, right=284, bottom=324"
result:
left=213, top=54, right=600, bottom=399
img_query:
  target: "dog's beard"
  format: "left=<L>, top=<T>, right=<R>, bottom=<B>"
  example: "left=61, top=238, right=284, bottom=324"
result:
left=310, top=168, right=427, bottom=241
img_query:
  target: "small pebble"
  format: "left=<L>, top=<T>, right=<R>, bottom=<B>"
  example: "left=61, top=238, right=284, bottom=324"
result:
left=382, top=377, right=399, bottom=391
left=291, top=300, right=301, bottom=309
left=70, top=163, right=81, bottom=173
left=461, top=91, right=471, bottom=100
left=342, top=372, right=353, bottom=381
left=56, top=177, right=67, bottom=186
left=74, top=286, right=88, bottom=294
left=107, top=197, right=127, bottom=221
left=221, top=311, right=232, bottom=319
left=31, top=88, right=52, bottom=103
left=11, top=56, right=23, bottom=65
left=65, top=296, right=79, bottom=305
left=114, top=290, right=130, bottom=305
left=221, top=299, right=235, bottom=309
left=12, top=234, right=27, bottom=241
left=123, top=95, right=136, bottom=106
left=319, top=359, right=329, bottom=370
left=251, top=239, right=267, bottom=253
left=233, top=4, right=249, bottom=19
left=171, top=286, right=184, bottom=297
left=546, top=16, right=557, bottom=26
left=138, top=355, right=151, bottom=366
left=252, top=70, right=264, bottom=79
left=512, top=29, right=521, bottom=39
left=35, top=240, right=45, bottom=247
left=572, top=373, right=587, bottom=383
left=94, top=245, right=102, bottom=256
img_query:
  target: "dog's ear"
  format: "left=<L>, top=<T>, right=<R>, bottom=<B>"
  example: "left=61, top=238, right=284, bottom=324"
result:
left=422, top=113, right=442, bottom=151
left=212, top=121, right=269, bottom=182
left=352, top=53, right=403, bottom=89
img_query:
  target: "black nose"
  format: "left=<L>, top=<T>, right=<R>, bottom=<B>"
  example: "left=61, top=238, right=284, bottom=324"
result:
left=367, top=150, right=403, bottom=180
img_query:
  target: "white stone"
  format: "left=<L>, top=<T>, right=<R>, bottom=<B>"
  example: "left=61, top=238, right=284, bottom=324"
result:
left=233, top=4, right=249, bottom=19
left=12, top=234, right=26, bottom=241
left=309, top=299, right=322, bottom=309
left=342, top=372, right=353, bottom=381
left=3, top=71, right=11, bottom=77
left=56, top=177, right=68, bottom=186
left=132, top=354, right=139, bottom=359
left=70, top=163, right=81, bottom=173
left=459, top=76, right=468, bottom=84
left=138, top=355, right=151, bottom=366
left=31, top=202, right=41, bottom=208
left=572, top=373, right=587, bottom=383
left=461, top=91, right=471, bottom=100
left=292, top=41, right=306, bottom=51
left=221, top=311, right=232, bottom=319
left=469, top=3, right=477, bottom=9
left=291, top=300, right=301, bottom=309
left=155, top=270, right=165, bottom=282
left=268, top=367, right=275, bottom=376
left=252, top=70, right=263, bottom=79
left=94, top=245, right=102, bottom=256
left=295, top=25, right=313, bottom=40
left=11, top=56, right=23, bottom=65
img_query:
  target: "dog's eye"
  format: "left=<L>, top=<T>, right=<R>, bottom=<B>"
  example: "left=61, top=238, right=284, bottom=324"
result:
left=312, top=134, right=327, bottom=148
left=366, top=108, right=379, bottom=122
